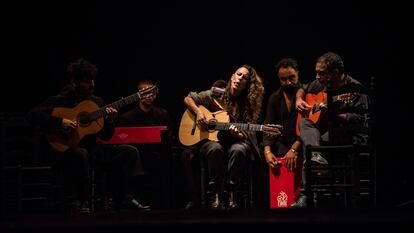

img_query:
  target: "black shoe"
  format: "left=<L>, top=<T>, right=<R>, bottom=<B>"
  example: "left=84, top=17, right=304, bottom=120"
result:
left=227, top=192, right=239, bottom=210
left=126, top=199, right=151, bottom=211
left=210, top=193, right=225, bottom=210
left=311, top=152, right=328, bottom=164
left=80, top=201, right=90, bottom=213
left=71, top=200, right=90, bottom=214
left=290, top=194, right=307, bottom=208
left=228, top=200, right=239, bottom=210
left=184, top=201, right=199, bottom=211
left=184, top=201, right=194, bottom=210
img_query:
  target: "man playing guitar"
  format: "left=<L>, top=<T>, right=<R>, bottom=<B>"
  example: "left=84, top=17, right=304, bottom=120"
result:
left=27, top=58, right=150, bottom=212
left=292, top=52, right=371, bottom=208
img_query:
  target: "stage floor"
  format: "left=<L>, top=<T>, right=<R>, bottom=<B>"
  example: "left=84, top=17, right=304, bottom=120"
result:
left=1, top=208, right=412, bottom=232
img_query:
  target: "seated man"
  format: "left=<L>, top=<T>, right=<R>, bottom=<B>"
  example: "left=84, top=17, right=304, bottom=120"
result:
left=27, top=58, right=150, bottom=212
left=118, top=79, right=172, bottom=208
left=293, top=52, right=371, bottom=208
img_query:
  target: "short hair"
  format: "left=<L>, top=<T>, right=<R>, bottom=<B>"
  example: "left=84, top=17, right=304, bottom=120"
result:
left=317, top=52, right=345, bottom=74
left=275, top=58, right=299, bottom=74
left=67, top=58, right=97, bottom=83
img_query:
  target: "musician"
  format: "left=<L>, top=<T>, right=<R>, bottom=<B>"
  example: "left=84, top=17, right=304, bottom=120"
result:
left=26, top=58, right=150, bottom=212
left=118, top=80, right=171, bottom=127
left=180, top=79, right=226, bottom=210
left=292, top=52, right=371, bottom=208
left=263, top=58, right=303, bottom=171
left=183, top=65, right=265, bottom=209
left=117, top=80, right=172, bottom=208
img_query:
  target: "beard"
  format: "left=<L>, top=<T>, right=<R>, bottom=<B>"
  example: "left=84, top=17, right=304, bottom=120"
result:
left=282, top=83, right=299, bottom=95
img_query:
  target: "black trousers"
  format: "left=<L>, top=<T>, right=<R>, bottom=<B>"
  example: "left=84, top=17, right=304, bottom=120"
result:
left=57, top=144, right=143, bottom=203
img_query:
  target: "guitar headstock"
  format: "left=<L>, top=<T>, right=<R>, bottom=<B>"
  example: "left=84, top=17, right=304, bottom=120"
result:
left=337, top=92, right=355, bottom=104
left=138, top=84, right=158, bottom=99
left=263, top=124, right=283, bottom=137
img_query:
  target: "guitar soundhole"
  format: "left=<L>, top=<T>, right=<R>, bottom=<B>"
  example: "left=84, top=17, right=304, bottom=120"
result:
left=207, top=119, right=217, bottom=131
left=77, top=112, right=91, bottom=127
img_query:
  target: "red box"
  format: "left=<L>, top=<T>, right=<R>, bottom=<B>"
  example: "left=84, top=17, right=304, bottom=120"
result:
left=98, top=126, right=167, bottom=144
left=269, top=158, right=302, bottom=208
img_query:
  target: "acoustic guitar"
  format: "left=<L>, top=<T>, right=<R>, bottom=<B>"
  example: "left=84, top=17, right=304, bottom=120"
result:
left=295, top=91, right=354, bottom=136
left=47, top=85, right=157, bottom=152
left=179, top=105, right=282, bottom=146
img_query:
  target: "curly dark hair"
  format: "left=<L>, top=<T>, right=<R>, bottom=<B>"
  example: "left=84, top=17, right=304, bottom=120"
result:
left=224, top=64, right=265, bottom=123
left=67, top=58, right=98, bottom=83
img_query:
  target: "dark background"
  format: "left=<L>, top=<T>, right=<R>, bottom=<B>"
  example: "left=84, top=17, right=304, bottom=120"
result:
left=2, top=0, right=411, bottom=208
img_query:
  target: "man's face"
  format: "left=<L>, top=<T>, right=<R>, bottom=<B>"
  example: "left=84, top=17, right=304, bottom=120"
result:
left=315, top=62, right=332, bottom=87
left=278, top=66, right=299, bottom=94
left=278, top=67, right=299, bottom=87
left=76, top=79, right=95, bottom=98
left=138, top=83, right=157, bottom=105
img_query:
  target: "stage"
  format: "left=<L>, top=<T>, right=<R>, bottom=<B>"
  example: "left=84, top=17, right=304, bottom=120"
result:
left=1, top=208, right=412, bottom=232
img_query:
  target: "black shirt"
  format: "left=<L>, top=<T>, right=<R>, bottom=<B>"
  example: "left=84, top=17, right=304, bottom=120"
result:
left=26, top=86, right=115, bottom=149
left=118, top=105, right=171, bottom=128
left=304, top=75, right=371, bottom=144
left=263, top=87, right=300, bottom=156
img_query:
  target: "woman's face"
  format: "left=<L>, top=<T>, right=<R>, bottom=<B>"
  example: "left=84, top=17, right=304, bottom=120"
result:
left=230, top=67, right=250, bottom=96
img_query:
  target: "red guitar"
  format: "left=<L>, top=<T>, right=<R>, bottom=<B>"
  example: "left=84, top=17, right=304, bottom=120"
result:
left=295, top=92, right=353, bottom=136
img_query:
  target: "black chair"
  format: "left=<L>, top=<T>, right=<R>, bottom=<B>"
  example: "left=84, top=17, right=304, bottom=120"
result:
left=199, top=154, right=254, bottom=209
left=95, top=126, right=172, bottom=210
left=304, top=78, right=376, bottom=208
left=304, top=143, right=375, bottom=208
left=1, top=114, right=55, bottom=214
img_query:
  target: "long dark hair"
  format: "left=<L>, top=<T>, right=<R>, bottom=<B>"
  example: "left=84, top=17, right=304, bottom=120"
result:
left=224, top=64, right=265, bottom=123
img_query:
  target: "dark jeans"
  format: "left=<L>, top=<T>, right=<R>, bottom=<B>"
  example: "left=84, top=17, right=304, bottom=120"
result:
left=58, top=144, right=143, bottom=203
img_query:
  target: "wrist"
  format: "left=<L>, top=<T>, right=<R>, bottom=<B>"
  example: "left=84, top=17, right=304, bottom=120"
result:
left=290, top=148, right=298, bottom=154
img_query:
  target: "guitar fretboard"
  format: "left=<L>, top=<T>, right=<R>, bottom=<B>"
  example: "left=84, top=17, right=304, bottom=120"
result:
left=88, top=92, right=141, bottom=121
left=213, top=122, right=263, bottom=131
left=312, top=93, right=353, bottom=114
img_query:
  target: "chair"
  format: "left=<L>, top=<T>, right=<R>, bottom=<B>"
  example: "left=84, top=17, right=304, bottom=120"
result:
left=97, top=126, right=171, bottom=210
left=1, top=114, right=54, bottom=214
left=240, top=159, right=254, bottom=208
left=304, top=77, right=376, bottom=208
left=199, top=153, right=254, bottom=209
left=304, top=143, right=375, bottom=208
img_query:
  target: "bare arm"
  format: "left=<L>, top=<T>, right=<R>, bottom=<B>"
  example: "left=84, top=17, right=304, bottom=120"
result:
left=264, top=145, right=279, bottom=168
left=284, top=140, right=301, bottom=171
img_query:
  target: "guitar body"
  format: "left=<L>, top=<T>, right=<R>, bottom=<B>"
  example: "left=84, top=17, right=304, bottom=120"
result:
left=46, top=85, right=158, bottom=152
left=179, top=105, right=229, bottom=146
left=47, top=100, right=105, bottom=152
left=296, top=92, right=327, bottom=136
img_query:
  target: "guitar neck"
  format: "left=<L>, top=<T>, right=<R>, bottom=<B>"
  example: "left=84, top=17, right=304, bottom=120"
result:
left=312, top=94, right=346, bottom=114
left=88, top=93, right=141, bottom=121
left=213, top=122, right=264, bottom=131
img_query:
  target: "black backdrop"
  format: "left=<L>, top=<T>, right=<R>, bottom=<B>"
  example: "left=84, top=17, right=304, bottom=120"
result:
left=3, top=0, right=411, bottom=208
